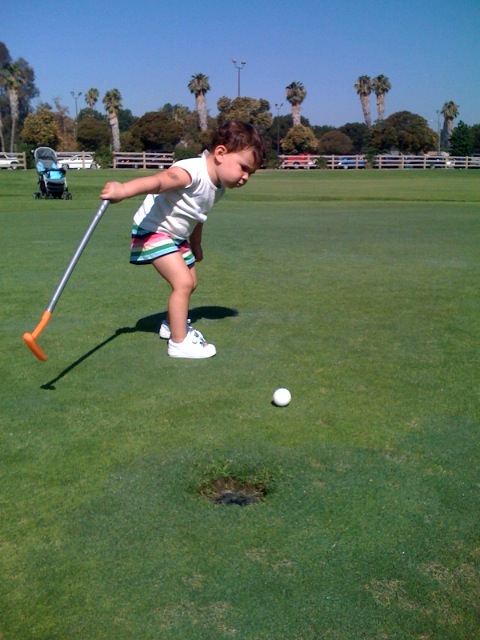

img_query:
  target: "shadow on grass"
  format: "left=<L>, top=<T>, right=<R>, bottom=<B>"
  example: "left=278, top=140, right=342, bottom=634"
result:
left=41, top=305, right=238, bottom=390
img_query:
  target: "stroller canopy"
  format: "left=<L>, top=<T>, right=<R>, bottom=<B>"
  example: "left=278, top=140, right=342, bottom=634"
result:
left=34, top=147, right=59, bottom=171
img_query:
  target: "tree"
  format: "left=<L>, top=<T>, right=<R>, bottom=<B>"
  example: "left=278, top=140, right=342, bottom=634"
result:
left=188, top=73, right=210, bottom=132
left=354, top=75, right=373, bottom=127
left=51, top=97, right=76, bottom=150
left=118, top=108, right=135, bottom=132
left=78, top=107, right=106, bottom=122
left=370, top=111, right=437, bottom=154
left=159, top=102, right=206, bottom=153
left=0, top=42, right=11, bottom=151
left=471, top=124, right=480, bottom=154
left=13, top=58, right=38, bottom=118
left=266, top=114, right=290, bottom=153
left=372, top=74, right=391, bottom=121
left=103, top=88, right=122, bottom=151
left=317, top=130, right=353, bottom=155
left=85, top=88, right=99, bottom=109
left=285, top=81, right=307, bottom=126
left=0, top=45, right=38, bottom=152
left=0, top=42, right=9, bottom=68
left=339, top=122, right=370, bottom=153
left=440, top=100, right=459, bottom=149
left=216, top=96, right=272, bottom=131
left=130, top=111, right=182, bottom=151
left=280, top=124, right=318, bottom=154
left=2, top=61, right=28, bottom=151
left=449, top=121, right=473, bottom=156
left=311, top=124, right=334, bottom=140
left=21, top=106, right=61, bottom=148
left=162, top=103, right=190, bottom=131
left=76, top=116, right=111, bottom=151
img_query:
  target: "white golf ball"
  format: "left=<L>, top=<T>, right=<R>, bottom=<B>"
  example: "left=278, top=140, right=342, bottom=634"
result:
left=273, top=388, right=291, bottom=407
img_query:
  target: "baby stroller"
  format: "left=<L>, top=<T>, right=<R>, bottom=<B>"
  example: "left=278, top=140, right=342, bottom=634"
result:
left=33, top=147, right=72, bottom=199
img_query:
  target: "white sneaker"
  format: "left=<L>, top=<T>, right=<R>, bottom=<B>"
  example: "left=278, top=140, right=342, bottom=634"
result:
left=159, top=318, right=192, bottom=340
left=168, top=329, right=216, bottom=359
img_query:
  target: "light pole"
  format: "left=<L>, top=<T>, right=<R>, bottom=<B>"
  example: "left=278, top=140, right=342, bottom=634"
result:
left=436, top=109, right=441, bottom=153
left=71, top=91, right=82, bottom=119
left=231, top=58, right=246, bottom=98
left=275, top=102, right=283, bottom=155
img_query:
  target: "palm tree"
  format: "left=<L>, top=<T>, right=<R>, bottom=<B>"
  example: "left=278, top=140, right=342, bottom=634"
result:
left=188, top=73, right=210, bottom=132
left=172, top=104, right=189, bottom=123
left=440, top=100, right=459, bottom=149
left=103, top=88, right=122, bottom=151
left=85, top=88, right=99, bottom=109
left=0, top=42, right=10, bottom=151
left=2, top=61, right=28, bottom=151
left=354, top=75, right=373, bottom=127
left=285, top=81, right=307, bottom=126
left=0, top=76, right=5, bottom=152
left=372, top=74, right=391, bottom=121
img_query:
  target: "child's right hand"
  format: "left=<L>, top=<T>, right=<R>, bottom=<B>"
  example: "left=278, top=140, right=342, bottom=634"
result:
left=100, top=181, right=126, bottom=203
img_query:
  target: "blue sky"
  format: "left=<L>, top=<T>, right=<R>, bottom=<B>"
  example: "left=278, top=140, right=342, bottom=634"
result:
left=3, top=0, right=479, bottom=128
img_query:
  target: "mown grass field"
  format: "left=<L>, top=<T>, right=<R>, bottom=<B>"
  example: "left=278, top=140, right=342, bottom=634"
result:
left=1, top=168, right=479, bottom=639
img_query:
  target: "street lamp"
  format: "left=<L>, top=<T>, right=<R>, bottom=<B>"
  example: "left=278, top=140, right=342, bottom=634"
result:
left=436, top=109, right=441, bottom=153
left=71, top=91, right=82, bottom=119
left=275, top=102, right=283, bottom=155
left=231, top=58, right=246, bottom=98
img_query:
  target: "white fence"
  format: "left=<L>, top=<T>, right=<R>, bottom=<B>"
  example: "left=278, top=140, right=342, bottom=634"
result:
left=112, top=152, right=174, bottom=169
left=49, top=151, right=175, bottom=170
left=33, top=151, right=479, bottom=171
left=279, top=154, right=480, bottom=170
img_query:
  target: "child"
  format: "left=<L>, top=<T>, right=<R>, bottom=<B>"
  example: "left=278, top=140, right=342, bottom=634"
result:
left=100, top=120, right=267, bottom=359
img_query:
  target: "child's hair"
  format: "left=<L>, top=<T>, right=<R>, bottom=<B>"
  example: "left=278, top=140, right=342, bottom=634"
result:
left=208, top=120, right=267, bottom=169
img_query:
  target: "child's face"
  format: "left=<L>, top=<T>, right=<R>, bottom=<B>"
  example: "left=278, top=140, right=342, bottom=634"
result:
left=214, top=147, right=257, bottom=189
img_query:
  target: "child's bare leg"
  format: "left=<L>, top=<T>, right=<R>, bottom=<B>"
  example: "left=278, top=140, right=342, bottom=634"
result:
left=152, top=253, right=197, bottom=343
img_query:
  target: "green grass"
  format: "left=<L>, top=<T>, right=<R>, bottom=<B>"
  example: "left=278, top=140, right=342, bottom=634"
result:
left=1, top=168, right=479, bottom=639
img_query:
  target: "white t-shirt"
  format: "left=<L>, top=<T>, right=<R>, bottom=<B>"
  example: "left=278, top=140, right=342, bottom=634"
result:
left=132, top=152, right=225, bottom=240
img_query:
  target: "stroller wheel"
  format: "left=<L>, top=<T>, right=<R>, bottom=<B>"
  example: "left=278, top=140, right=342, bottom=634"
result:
left=33, top=192, right=40, bottom=199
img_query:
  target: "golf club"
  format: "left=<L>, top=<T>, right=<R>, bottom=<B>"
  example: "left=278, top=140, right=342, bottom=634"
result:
left=23, top=199, right=110, bottom=361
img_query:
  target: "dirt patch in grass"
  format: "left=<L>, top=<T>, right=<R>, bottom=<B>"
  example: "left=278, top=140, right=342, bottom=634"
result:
left=195, top=457, right=278, bottom=506
left=204, top=477, right=265, bottom=506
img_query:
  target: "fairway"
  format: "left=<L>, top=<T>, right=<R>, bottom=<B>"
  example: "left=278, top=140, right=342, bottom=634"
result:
left=1, top=169, right=479, bottom=639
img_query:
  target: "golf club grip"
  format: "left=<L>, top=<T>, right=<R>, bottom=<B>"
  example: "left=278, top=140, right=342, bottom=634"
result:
left=46, top=200, right=110, bottom=313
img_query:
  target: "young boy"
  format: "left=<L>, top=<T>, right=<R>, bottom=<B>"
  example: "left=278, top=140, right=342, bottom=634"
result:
left=100, top=120, right=266, bottom=359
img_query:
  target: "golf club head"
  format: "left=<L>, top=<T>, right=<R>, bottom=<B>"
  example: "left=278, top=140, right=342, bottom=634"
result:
left=23, top=332, right=48, bottom=361
left=23, top=310, right=51, bottom=361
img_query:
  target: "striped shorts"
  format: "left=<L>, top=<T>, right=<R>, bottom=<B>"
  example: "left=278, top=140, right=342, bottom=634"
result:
left=130, top=225, right=195, bottom=266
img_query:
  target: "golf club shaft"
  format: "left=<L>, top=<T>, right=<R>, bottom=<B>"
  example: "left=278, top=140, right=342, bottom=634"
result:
left=46, top=199, right=110, bottom=313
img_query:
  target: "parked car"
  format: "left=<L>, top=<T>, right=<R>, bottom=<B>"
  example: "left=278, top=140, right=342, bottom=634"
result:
left=145, top=154, right=174, bottom=169
left=337, top=156, right=366, bottom=169
left=114, top=158, right=141, bottom=169
left=280, top=155, right=317, bottom=169
left=0, top=152, right=20, bottom=169
left=57, top=154, right=98, bottom=170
